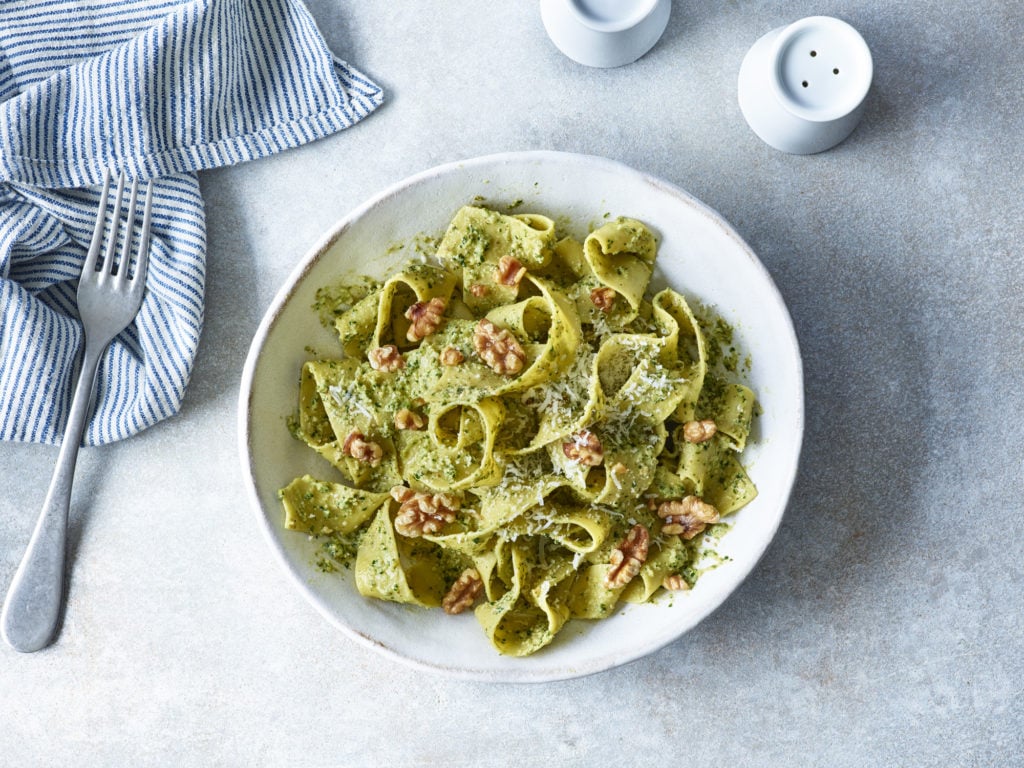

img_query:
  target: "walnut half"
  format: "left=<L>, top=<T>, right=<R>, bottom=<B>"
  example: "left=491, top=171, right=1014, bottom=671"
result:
left=405, top=297, right=447, bottom=342
left=657, top=496, right=719, bottom=539
left=495, top=255, right=527, bottom=287
left=662, top=574, right=690, bottom=591
left=442, top=568, right=484, bottom=615
left=368, top=344, right=405, bottom=372
left=440, top=346, right=465, bottom=366
left=562, top=430, right=604, bottom=467
left=394, top=408, right=426, bottom=431
left=472, top=319, right=526, bottom=375
left=590, top=286, right=616, bottom=313
left=342, top=430, right=383, bottom=467
left=682, top=419, right=717, bottom=443
left=391, top=486, right=459, bottom=537
left=605, top=524, right=649, bottom=589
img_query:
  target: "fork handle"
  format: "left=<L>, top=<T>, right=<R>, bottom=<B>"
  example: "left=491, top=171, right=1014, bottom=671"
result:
left=1, top=342, right=102, bottom=652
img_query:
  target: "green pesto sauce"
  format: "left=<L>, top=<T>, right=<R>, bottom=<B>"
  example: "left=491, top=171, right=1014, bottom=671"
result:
left=695, top=302, right=750, bottom=376
left=313, top=275, right=381, bottom=329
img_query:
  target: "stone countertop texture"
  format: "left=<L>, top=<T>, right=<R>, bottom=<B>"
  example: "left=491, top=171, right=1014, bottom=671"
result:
left=2, top=1, right=1021, bottom=765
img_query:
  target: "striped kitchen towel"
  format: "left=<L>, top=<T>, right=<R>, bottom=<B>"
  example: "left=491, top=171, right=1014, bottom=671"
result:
left=0, top=0, right=382, bottom=445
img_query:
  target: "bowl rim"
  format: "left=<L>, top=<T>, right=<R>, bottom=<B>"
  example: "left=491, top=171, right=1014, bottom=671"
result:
left=238, top=150, right=804, bottom=682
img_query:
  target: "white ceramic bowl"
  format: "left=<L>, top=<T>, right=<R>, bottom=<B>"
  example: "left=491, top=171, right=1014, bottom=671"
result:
left=239, top=151, right=803, bottom=682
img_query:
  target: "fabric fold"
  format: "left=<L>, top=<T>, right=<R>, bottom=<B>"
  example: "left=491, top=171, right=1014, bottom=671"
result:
left=0, top=0, right=383, bottom=445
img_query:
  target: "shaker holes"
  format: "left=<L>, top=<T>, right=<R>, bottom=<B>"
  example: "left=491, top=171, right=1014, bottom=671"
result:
left=809, top=52, right=841, bottom=74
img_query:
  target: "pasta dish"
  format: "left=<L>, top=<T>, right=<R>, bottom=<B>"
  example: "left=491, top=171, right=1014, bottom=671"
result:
left=279, top=205, right=757, bottom=656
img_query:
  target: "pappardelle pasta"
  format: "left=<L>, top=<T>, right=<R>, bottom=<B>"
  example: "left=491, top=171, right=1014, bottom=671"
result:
left=280, top=205, right=757, bottom=656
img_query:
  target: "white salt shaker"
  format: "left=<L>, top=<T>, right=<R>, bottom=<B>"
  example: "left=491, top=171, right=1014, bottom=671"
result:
left=738, top=16, right=873, bottom=154
left=540, top=0, right=671, bottom=68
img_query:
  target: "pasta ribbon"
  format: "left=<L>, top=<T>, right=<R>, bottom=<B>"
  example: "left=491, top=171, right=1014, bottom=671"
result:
left=577, top=218, right=657, bottom=326
left=401, top=397, right=504, bottom=491
left=280, top=475, right=390, bottom=535
left=334, top=263, right=457, bottom=356
left=435, top=206, right=555, bottom=314
left=474, top=541, right=572, bottom=656
left=355, top=506, right=446, bottom=607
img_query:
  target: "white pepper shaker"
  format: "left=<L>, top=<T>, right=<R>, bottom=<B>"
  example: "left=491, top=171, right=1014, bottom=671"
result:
left=540, top=0, right=671, bottom=68
left=738, top=16, right=873, bottom=154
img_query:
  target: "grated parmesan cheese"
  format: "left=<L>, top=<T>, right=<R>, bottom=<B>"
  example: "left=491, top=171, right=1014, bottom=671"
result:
left=328, top=384, right=375, bottom=421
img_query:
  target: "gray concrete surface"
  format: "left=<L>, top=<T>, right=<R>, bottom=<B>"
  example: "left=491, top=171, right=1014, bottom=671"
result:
left=2, top=1, right=1022, bottom=765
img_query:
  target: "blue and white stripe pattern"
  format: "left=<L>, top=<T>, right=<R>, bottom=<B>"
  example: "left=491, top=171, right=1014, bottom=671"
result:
left=0, top=0, right=383, bottom=445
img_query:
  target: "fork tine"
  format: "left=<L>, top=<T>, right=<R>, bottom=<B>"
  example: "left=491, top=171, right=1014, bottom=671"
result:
left=100, top=171, right=127, bottom=279
left=132, top=180, right=154, bottom=289
left=83, top=169, right=112, bottom=275
left=114, top=178, right=140, bottom=289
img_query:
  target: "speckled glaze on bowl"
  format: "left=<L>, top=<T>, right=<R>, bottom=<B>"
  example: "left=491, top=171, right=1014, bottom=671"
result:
left=238, top=151, right=803, bottom=682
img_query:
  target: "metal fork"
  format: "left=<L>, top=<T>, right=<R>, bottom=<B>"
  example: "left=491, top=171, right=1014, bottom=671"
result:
left=1, top=170, right=153, bottom=653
